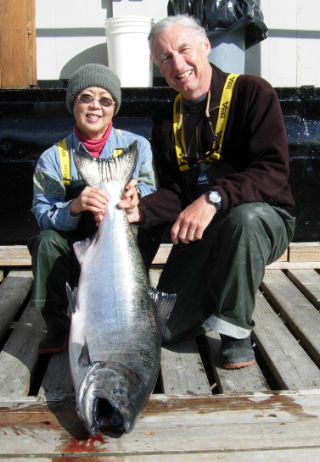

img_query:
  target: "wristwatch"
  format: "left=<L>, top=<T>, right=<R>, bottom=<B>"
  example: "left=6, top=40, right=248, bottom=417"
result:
left=205, top=190, right=222, bottom=211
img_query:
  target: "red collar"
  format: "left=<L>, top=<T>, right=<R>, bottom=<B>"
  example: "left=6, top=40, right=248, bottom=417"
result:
left=75, top=122, right=113, bottom=158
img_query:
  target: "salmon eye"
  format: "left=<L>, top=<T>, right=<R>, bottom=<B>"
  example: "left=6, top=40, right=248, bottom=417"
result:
left=114, top=389, right=123, bottom=396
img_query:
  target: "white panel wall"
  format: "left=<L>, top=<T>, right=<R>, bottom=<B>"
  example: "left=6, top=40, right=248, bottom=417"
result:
left=36, top=0, right=320, bottom=87
left=258, top=0, right=320, bottom=87
left=36, top=0, right=112, bottom=79
left=35, top=0, right=167, bottom=80
left=112, top=0, right=166, bottom=21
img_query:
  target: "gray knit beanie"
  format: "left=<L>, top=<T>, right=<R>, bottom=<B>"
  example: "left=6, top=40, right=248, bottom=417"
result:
left=66, top=64, right=121, bottom=115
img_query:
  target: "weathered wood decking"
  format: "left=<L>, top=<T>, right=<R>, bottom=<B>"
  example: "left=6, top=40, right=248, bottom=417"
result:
left=0, top=243, right=320, bottom=460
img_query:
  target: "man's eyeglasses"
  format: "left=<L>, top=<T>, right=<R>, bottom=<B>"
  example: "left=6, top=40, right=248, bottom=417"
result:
left=77, top=94, right=115, bottom=108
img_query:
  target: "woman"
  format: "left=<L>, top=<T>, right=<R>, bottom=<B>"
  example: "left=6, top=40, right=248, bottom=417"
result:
left=28, top=64, right=157, bottom=354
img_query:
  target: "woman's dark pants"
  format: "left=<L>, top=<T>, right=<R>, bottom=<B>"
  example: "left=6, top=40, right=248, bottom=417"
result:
left=27, top=230, right=81, bottom=352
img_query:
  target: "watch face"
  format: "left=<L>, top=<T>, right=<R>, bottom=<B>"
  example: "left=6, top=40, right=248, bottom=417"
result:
left=206, top=191, right=222, bottom=210
left=208, top=192, right=220, bottom=203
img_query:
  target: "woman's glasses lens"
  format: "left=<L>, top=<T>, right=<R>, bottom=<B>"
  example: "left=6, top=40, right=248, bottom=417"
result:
left=79, top=94, right=114, bottom=107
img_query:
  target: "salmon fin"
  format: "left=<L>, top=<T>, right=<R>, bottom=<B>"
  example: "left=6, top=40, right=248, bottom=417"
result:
left=66, top=282, right=77, bottom=314
left=73, top=140, right=138, bottom=191
left=78, top=337, right=91, bottom=368
left=148, top=287, right=176, bottom=331
left=73, top=238, right=92, bottom=265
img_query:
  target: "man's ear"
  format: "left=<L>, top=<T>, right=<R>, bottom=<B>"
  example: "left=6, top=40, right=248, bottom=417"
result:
left=203, top=36, right=211, bottom=56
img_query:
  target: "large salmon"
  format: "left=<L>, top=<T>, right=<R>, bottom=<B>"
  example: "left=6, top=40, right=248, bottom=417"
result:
left=67, top=142, right=175, bottom=437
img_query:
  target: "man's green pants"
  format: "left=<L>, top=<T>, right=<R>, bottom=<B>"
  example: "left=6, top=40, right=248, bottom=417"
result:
left=157, top=203, right=295, bottom=344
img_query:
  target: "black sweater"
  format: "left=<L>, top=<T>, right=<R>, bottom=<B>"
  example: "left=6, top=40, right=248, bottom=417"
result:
left=140, top=64, right=294, bottom=228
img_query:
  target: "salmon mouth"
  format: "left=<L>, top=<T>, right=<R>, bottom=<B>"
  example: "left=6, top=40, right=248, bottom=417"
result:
left=78, top=361, right=139, bottom=437
left=93, top=395, right=125, bottom=437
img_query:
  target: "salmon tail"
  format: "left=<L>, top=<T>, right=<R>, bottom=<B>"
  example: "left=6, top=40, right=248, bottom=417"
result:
left=73, top=140, right=138, bottom=191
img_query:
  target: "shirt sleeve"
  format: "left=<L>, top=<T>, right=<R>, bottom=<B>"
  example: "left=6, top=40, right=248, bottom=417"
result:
left=134, top=136, right=158, bottom=197
left=31, top=146, right=81, bottom=231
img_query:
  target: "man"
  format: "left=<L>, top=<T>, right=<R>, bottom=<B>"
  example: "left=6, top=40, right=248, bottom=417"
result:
left=128, top=15, right=295, bottom=369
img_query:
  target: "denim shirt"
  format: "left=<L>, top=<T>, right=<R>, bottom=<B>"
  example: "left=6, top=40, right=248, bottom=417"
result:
left=32, top=127, right=157, bottom=231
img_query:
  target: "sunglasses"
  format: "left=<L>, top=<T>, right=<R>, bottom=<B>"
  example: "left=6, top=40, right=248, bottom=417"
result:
left=77, top=93, right=115, bottom=108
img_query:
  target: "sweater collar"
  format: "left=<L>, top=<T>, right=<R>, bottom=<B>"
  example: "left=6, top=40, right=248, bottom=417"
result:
left=208, top=63, right=230, bottom=111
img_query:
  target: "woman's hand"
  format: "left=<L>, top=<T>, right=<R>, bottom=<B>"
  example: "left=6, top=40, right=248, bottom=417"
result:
left=70, top=187, right=108, bottom=225
left=117, top=179, right=139, bottom=209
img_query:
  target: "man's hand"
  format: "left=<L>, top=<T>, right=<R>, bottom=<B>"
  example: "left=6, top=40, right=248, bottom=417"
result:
left=126, top=205, right=145, bottom=223
left=70, top=187, right=108, bottom=225
left=171, top=194, right=217, bottom=245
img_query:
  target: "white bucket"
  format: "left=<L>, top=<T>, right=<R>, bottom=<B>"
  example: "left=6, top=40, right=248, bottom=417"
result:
left=105, top=16, right=154, bottom=87
left=207, top=28, right=246, bottom=74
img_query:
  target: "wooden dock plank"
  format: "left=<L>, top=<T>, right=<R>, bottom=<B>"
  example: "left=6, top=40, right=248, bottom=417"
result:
left=289, top=242, right=320, bottom=262
left=261, top=270, right=320, bottom=368
left=0, top=270, right=33, bottom=343
left=160, top=340, right=211, bottom=395
left=152, top=244, right=288, bottom=265
left=152, top=243, right=172, bottom=265
left=148, top=267, right=163, bottom=288
left=5, top=448, right=320, bottom=461
left=38, top=348, right=74, bottom=397
left=0, top=392, right=320, bottom=457
left=286, top=268, right=320, bottom=308
left=253, top=290, right=320, bottom=390
left=204, top=331, right=270, bottom=393
left=0, top=303, right=45, bottom=397
left=3, top=243, right=320, bottom=267
left=0, top=245, right=31, bottom=266
left=266, top=261, right=320, bottom=269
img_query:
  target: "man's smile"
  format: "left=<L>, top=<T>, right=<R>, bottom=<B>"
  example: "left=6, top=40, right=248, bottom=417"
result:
left=177, top=70, right=193, bottom=80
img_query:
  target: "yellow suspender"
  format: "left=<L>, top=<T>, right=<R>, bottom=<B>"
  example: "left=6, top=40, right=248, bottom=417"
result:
left=215, top=74, right=239, bottom=155
left=57, top=129, right=123, bottom=185
left=113, top=129, right=123, bottom=157
left=173, top=73, right=239, bottom=172
left=57, top=138, right=71, bottom=186
left=173, top=94, right=188, bottom=171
